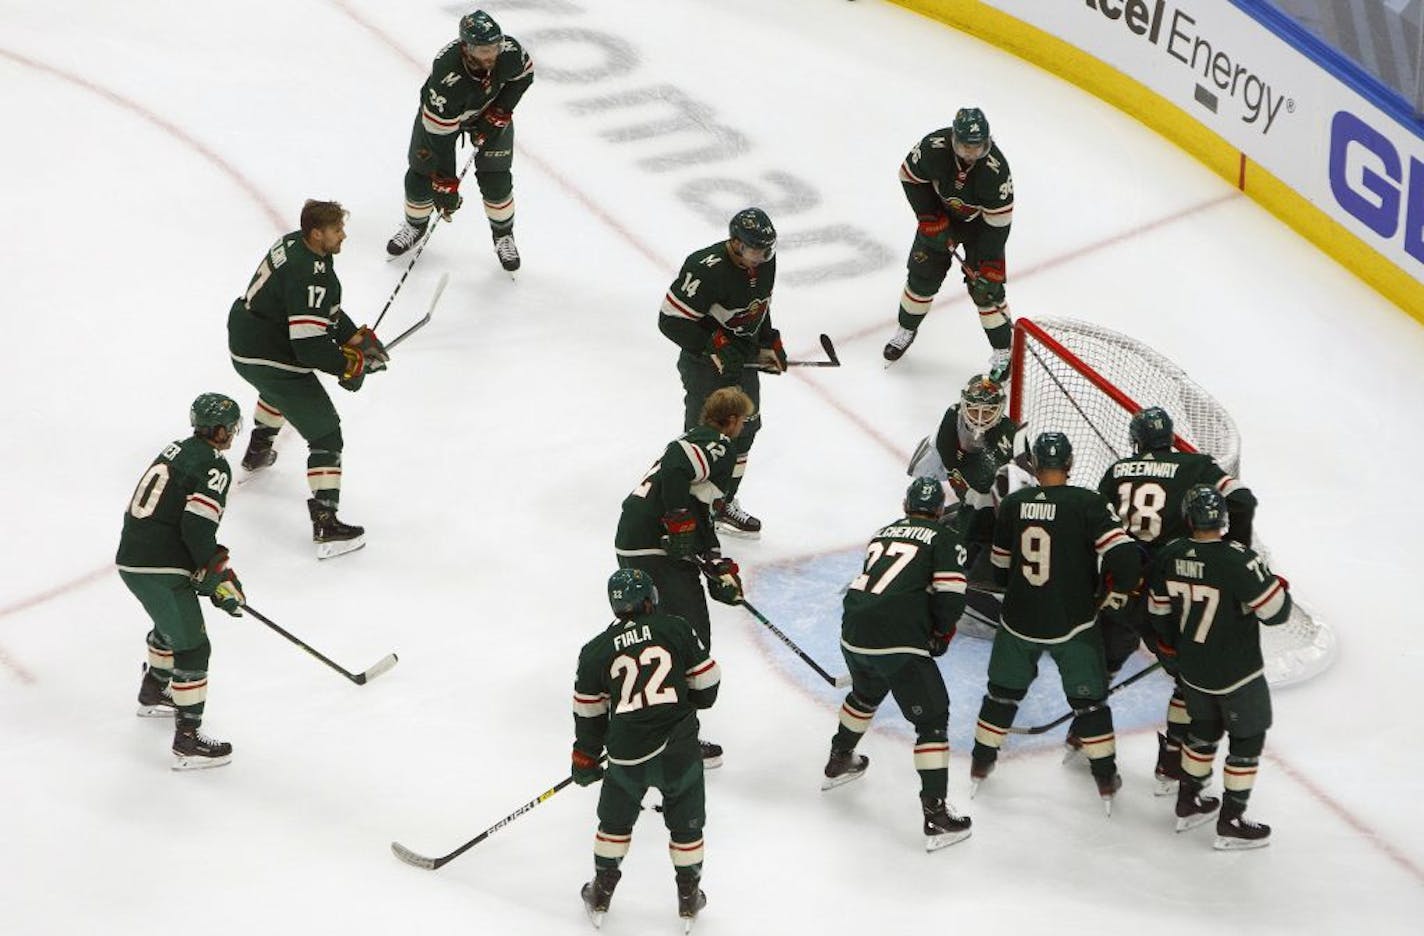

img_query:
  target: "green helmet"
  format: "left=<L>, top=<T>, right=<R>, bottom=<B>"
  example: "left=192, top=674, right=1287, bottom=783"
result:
left=460, top=10, right=502, bottom=46
left=189, top=393, right=242, bottom=441
left=608, top=568, right=658, bottom=617
left=1031, top=431, right=1073, bottom=471
left=904, top=476, right=947, bottom=517
left=951, top=107, right=991, bottom=161
left=729, top=207, right=776, bottom=254
left=1129, top=406, right=1174, bottom=454
left=959, top=373, right=1006, bottom=437
left=1182, top=484, right=1227, bottom=532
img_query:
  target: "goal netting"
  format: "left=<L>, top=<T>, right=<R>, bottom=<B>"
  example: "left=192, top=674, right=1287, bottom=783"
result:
left=1008, top=317, right=1335, bottom=687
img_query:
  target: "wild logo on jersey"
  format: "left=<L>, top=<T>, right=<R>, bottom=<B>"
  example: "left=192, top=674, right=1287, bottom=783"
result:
left=723, top=297, right=769, bottom=333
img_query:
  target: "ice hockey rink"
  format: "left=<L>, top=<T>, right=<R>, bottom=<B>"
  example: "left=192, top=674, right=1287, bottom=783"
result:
left=2, top=0, right=1422, bottom=932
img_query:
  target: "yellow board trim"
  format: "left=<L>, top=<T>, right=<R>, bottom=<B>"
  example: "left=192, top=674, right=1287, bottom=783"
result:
left=890, top=0, right=1423, bottom=320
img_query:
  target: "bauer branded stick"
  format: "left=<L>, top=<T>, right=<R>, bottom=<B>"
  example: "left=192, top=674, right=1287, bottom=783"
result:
left=374, top=149, right=478, bottom=328
left=392, top=761, right=605, bottom=870
left=744, top=333, right=842, bottom=369
left=384, top=272, right=449, bottom=353
left=1005, top=661, right=1163, bottom=735
left=244, top=606, right=398, bottom=686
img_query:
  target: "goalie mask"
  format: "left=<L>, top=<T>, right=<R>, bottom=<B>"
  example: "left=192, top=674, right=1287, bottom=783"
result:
left=951, top=107, right=991, bottom=163
left=959, top=374, right=1006, bottom=438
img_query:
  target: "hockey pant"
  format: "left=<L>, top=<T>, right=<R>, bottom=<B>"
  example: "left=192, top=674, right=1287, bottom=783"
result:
left=232, top=362, right=345, bottom=507
left=834, top=649, right=951, bottom=799
left=404, top=121, right=515, bottom=234
left=593, top=717, right=706, bottom=877
left=897, top=219, right=1010, bottom=349
left=1180, top=676, right=1271, bottom=806
left=120, top=570, right=213, bottom=722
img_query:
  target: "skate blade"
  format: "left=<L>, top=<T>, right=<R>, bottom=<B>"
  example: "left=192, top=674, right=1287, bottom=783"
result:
left=701, top=756, right=722, bottom=770
left=136, top=704, right=176, bottom=718
left=926, top=827, right=972, bottom=851
left=968, top=779, right=981, bottom=800
left=1061, top=745, right=1087, bottom=766
left=712, top=521, right=760, bottom=541
left=1154, top=776, right=1180, bottom=797
left=583, top=906, right=605, bottom=930
left=1175, top=811, right=1218, bottom=833
left=1213, top=834, right=1270, bottom=851
left=172, top=752, right=232, bottom=771
left=820, top=768, right=867, bottom=792
left=316, top=536, right=367, bottom=560
left=1101, top=796, right=1116, bottom=817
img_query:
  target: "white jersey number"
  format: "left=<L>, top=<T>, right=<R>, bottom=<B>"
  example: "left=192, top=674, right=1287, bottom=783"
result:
left=610, top=645, right=678, bottom=714
left=128, top=463, right=171, bottom=520
left=849, top=541, right=920, bottom=595
left=1166, top=581, right=1222, bottom=643
left=1115, top=481, right=1168, bottom=542
left=1019, top=526, right=1051, bottom=585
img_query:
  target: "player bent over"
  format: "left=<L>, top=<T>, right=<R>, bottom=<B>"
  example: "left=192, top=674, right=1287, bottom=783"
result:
left=116, top=394, right=247, bottom=769
left=1147, top=485, right=1290, bottom=849
left=228, top=200, right=389, bottom=559
left=884, top=107, right=1014, bottom=380
left=387, top=9, right=534, bottom=272
left=572, top=569, right=721, bottom=930
left=970, top=432, right=1141, bottom=812
left=823, top=477, right=972, bottom=851
left=615, top=387, right=753, bottom=767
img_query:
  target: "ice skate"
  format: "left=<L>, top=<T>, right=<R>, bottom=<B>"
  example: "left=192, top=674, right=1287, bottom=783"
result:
left=580, top=867, right=620, bottom=929
left=1061, top=731, right=1087, bottom=766
left=240, top=426, right=278, bottom=472
left=921, top=796, right=972, bottom=851
left=699, top=739, right=723, bottom=770
left=968, top=756, right=994, bottom=798
left=386, top=219, right=428, bottom=258
left=1174, top=782, right=1220, bottom=833
left=883, top=325, right=917, bottom=363
left=821, top=748, right=869, bottom=791
left=1154, top=732, right=1184, bottom=796
left=988, top=346, right=1011, bottom=383
left=493, top=231, right=521, bottom=273
left=172, top=721, right=232, bottom=770
left=308, top=498, right=366, bottom=560
left=1095, top=771, right=1123, bottom=816
left=1214, top=800, right=1271, bottom=850
left=713, top=498, right=761, bottom=539
left=135, top=664, right=176, bottom=718
left=676, top=872, right=706, bottom=932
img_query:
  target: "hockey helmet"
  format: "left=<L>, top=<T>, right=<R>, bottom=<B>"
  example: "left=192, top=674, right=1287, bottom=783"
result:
left=1182, top=484, right=1228, bottom=533
left=1129, top=406, right=1174, bottom=455
left=728, top=207, right=776, bottom=261
left=189, top=392, right=242, bottom=442
left=1031, top=431, right=1073, bottom=471
left=959, top=373, right=1006, bottom=438
left=608, top=568, right=658, bottom=617
left=460, top=10, right=503, bottom=46
left=904, top=476, right=948, bottom=518
left=951, top=107, right=991, bottom=162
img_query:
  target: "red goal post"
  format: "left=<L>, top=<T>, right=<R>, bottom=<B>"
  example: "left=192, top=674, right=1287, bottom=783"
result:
left=1007, top=317, right=1335, bottom=687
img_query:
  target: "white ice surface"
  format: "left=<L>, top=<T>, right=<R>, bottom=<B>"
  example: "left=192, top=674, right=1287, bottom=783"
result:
left=1, top=1, right=1421, bottom=933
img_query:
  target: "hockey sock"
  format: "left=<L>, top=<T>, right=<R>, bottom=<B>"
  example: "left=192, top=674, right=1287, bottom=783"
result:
left=483, top=194, right=514, bottom=233
left=1070, top=699, right=1116, bottom=776
left=307, top=438, right=343, bottom=507
left=1166, top=687, right=1191, bottom=744
left=833, top=693, right=878, bottom=749
left=669, top=833, right=705, bottom=871
left=145, top=630, right=174, bottom=682
left=593, top=826, right=632, bottom=871
left=913, top=728, right=950, bottom=799
left=973, top=685, right=1023, bottom=762
left=1181, top=734, right=1218, bottom=785
left=980, top=311, right=1011, bottom=347
left=253, top=398, right=285, bottom=432
left=897, top=283, right=933, bottom=330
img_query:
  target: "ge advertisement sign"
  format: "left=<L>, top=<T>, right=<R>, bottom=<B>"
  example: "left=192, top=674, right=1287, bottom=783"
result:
left=1329, top=111, right=1424, bottom=267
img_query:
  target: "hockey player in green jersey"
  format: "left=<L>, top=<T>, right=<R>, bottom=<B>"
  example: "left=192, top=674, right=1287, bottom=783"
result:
left=1148, top=485, right=1291, bottom=850
left=1095, top=406, right=1258, bottom=789
left=971, top=432, right=1141, bottom=811
left=228, top=200, right=388, bottom=560
left=659, top=208, right=783, bottom=538
left=116, top=394, right=246, bottom=769
left=572, top=568, right=721, bottom=930
left=906, top=373, right=1028, bottom=579
left=884, top=107, right=1015, bottom=380
left=386, top=9, right=534, bottom=272
left=615, top=387, right=752, bottom=767
left=822, top=477, right=973, bottom=851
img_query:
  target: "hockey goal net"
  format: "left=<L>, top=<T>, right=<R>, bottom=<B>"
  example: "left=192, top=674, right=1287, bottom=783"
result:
left=1008, top=317, right=1335, bottom=687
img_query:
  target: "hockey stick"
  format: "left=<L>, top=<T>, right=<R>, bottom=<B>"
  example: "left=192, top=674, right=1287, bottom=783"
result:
left=244, top=606, right=398, bottom=686
left=743, top=333, right=841, bottom=369
left=1004, top=660, right=1163, bottom=735
left=374, top=148, right=478, bottom=328
left=692, top=557, right=850, bottom=688
left=384, top=272, right=448, bottom=353
left=391, top=763, right=602, bottom=870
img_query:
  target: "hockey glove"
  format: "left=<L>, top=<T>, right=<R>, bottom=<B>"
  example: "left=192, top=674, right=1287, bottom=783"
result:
left=660, top=508, right=700, bottom=559
left=756, top=329, right=788, bottom=374
left=571, top=747, right=604, bottom=787
left=914, top=211, right=952, bottom=251
left=702, top=557, right=743, bottom=606
left=431, top=174, right=463, bottom=218
left=191, top=547, right=232, bottom=597
left=966, top=260, right=1007, bottom=307
left=340, top=345, right=365, bottom=381
left=706, top=328, right=749, bottom=376
left=211, top=572, right=245, bottom=617
left=346, top=326, right=389, bottom=373
left=338, top=372, right=365, bottom=392
left=929, top=627, right=954, bottom=658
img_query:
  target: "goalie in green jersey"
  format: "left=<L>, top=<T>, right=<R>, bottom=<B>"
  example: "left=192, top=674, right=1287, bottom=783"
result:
left=971, top=432, right=1142, bottom=812
left=659, top=208, right=783, bottom=538
left=115, top=394, right=246, bottom=770
left=822, top=477, right=974, bottom=852
left=571, top=568, right=721, bottom=929
left=228, top=200, right=388, bottom=560
left=883, top=107, right=1015, bottom=380
left=386, top=9, right=534, bottom=272
left=615, top=387, right=753, bottom=768
left=1147, top=485, right=1291, bottom=850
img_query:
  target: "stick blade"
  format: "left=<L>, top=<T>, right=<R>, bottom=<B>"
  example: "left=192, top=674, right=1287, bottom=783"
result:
left=390, top=841, right=439, bottom=870
left=833, top=674, right=853, bottom=689
left=428, top=271, right=450, bottom=311
left=819, top=333, right=840, bottom=365
left=357, top=653, right=399, bottom=685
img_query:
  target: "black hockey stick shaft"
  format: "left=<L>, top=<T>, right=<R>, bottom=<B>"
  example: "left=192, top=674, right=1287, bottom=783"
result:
left=392, top=764, right=601, bottom=869
left=742, top=333, right=841, bottom=369
left=1006, top=661, right=1164, bottom=735
left=372, top=150, right=477, bottom=331
left=244, top=605, right=397, bottom=686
